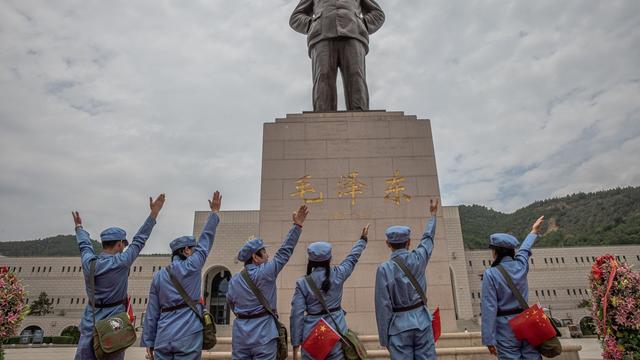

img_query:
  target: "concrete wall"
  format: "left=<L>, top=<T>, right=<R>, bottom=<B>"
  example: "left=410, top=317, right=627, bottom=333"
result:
left=465, top=245, right=640, bottom=325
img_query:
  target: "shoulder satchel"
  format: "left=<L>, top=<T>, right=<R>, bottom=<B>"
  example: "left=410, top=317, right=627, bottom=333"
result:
left=496, top=264, right=562, bottom=358
left=166, top=265, right=217, bottom=350
left=89, top=259, right=137, bottom=359
left=305, top=275, right=367, bottom=360
left=240, top=269, right=288, bottom=360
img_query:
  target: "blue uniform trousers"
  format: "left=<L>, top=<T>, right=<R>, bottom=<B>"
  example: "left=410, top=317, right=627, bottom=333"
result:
left=232, top=338, right=277, bottom=360
left=154, top=331, right=203, bottom=360
left=495, top=316, right=540, bottom=360
left=388, top=325, right=436, bottom=360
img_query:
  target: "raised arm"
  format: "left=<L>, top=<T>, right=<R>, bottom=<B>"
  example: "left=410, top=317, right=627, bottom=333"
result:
left=290, top=281, right=306, bottom=350
left=361, top=0, right=385, bottom=34
left=289, top=0, right=314, bottom=34
left=185, top=191, right=222, bottom=271
left=335, top=224, right=369, bottom=283
left=264, top=205, right=308, bottom=278
left=412, top=199, right=438, bottom=264
left=72, top=211, right=95, bottom=266
left=118, top=194, right=165, bottom=267
left=481, top=272, right=498, bottom=349
left=141, top=275, right=160, bottom=355
left=374, top=266, right=392, bottom=347
left=515, top=216, right=543, bottom=268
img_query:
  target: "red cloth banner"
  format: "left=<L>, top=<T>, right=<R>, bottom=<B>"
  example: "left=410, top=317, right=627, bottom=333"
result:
left=301, top=318, right=341, bottom=360
left=432, top=307, right=441, bottom=342
left=127, top=296, right=135, bottom=323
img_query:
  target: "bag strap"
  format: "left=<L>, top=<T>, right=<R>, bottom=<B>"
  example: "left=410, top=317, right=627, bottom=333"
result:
left=391, top=257, right=428, bottom=307
left=166, top=265, right=205, bottom=323
left=304, top=276, right=342, bottom=334
left=240, top=269, right=280, bottom=324
left=89, top=259, right=97, bottom=325
left=496, top=264, right=529, bottom=309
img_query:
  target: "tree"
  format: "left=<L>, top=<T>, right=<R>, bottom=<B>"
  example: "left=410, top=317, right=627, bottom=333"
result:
left=29, top=292, right=54, bottom=316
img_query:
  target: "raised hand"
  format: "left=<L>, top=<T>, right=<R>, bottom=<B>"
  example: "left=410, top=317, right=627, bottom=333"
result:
left=487, top=345, right=498, bottom=357
left=208, top=191, right=222, bottom=213
left=149, top=194, right=166, bottom=219
left=292, top=205, right=309, bottom=227
left=531, top=215, right=545, bottom=235
left=72, top=211, right=82, bottom=228
left=429, top=199, right=439, bottom=216
left=361, top=223, right=370, bottom=238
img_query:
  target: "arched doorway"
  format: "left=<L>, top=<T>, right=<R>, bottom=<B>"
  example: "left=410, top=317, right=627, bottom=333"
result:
left=579, top=316, right=596, bottom=335
left=203, top=266, right=231, bottom=325
left=20, top=325, right=42, bottom=336
left=61, top=325, right=81, bottom=344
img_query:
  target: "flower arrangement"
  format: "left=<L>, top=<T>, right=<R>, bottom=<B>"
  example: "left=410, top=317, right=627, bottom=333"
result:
left=0, top=266, right=28, bottom=359
left=589, top=254, right=640, bottom=360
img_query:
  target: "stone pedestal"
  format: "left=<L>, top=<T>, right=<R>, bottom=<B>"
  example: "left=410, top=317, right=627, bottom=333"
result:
left=259, top=110, right=457, bottom=333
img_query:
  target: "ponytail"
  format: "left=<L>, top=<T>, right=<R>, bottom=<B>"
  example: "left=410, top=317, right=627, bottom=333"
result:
left=306, top=259, right=332, bottom=293
left=490, top=246, right=516, bottom=267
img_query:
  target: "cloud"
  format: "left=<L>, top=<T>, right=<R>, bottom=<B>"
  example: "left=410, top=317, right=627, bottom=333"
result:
left=0, top=0, right=639, bottom=252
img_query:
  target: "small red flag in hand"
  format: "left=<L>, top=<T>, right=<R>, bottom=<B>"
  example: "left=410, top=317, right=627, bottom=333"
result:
left=301, top=318, right=341, bottom=360
left=127, top=296, right=135, bottom=323
left=432, top=307, right=441, bottom=343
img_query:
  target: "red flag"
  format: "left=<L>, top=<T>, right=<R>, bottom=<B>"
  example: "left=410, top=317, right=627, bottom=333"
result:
left=508, top=304, right=556, bottom=346
left=127, top=296, right=135, bottom=323
left=432, top=307, right=441, bottom=342
left=301, top=318, right=341, bottom=360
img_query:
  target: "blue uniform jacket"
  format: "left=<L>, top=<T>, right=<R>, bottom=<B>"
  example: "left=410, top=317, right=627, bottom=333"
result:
left=77, top=216, right=156, bottom=338
left=226, top=224, right=302, bottom=346
left=290, top=238, right=367, bottom=347
left=141, top=213, right=220, bottom=348
left=374, top=216, right=436, bottom=347
left=481, top=233, right=538, bottom=346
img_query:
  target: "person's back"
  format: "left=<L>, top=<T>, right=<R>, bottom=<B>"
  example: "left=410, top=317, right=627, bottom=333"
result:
left=375, top=199, right=438, bottom=360
left=142, top=191, right=221, bottom=360
left=481, top=216, right=545, bottom=359
left=227, top=205, right=308, bottom=359
left=72, top=194, right=165, bottom=360
left=290, top=227, right=368, bottom=359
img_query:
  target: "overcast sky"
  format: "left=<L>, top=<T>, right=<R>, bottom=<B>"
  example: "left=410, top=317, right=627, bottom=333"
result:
left=1, top=0, right=639, bottom=253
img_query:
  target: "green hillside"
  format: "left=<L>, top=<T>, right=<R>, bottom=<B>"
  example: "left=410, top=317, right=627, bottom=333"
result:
left=459, top=186, right=640, bottom=249
left=0, top=235, right=102, bottom=257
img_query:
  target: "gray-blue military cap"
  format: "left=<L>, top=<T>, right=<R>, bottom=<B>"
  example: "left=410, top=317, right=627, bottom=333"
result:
left=100, top=227, right=127, bottom=242
left=385, top=225, right=411, bottom=243
left=170, top=236, right=197, bottom=252
left=238, top=238, right=267, bottom=262
left=489, top=233, right=519, bottom=249
left=307, top=241, right=332, bottom=262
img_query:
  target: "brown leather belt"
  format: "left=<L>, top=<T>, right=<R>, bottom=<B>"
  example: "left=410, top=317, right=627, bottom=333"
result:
left=161, top=302, right=193, bottom=313
left=90, top=298, right=127, bottom=309
left=235, top=310, right=271, bottom=319
left=497, top=308, right=524, bottom=317
left=307, top=306, right=342, bottom=316
left=393, top=301, right=425, bottom=313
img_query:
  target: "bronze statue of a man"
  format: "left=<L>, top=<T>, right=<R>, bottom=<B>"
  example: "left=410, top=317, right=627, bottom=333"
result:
left=290, top=0, right=385, bottom=112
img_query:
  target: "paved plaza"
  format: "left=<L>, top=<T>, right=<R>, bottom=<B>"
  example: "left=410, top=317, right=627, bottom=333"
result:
left=3, top=338, right=603, bottom=360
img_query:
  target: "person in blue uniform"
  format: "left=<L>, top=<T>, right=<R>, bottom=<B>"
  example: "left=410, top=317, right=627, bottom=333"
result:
left=290, top=224, right=370, bottom=360
left=374, top=199, right=439, bottom=360
left=481, top=215, right=545, bottom=359
left=71, top=193, right=166, bottom=360
left=142, top=191, right=222, bottom=360
left=226, top=205, right=309, bottom=360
